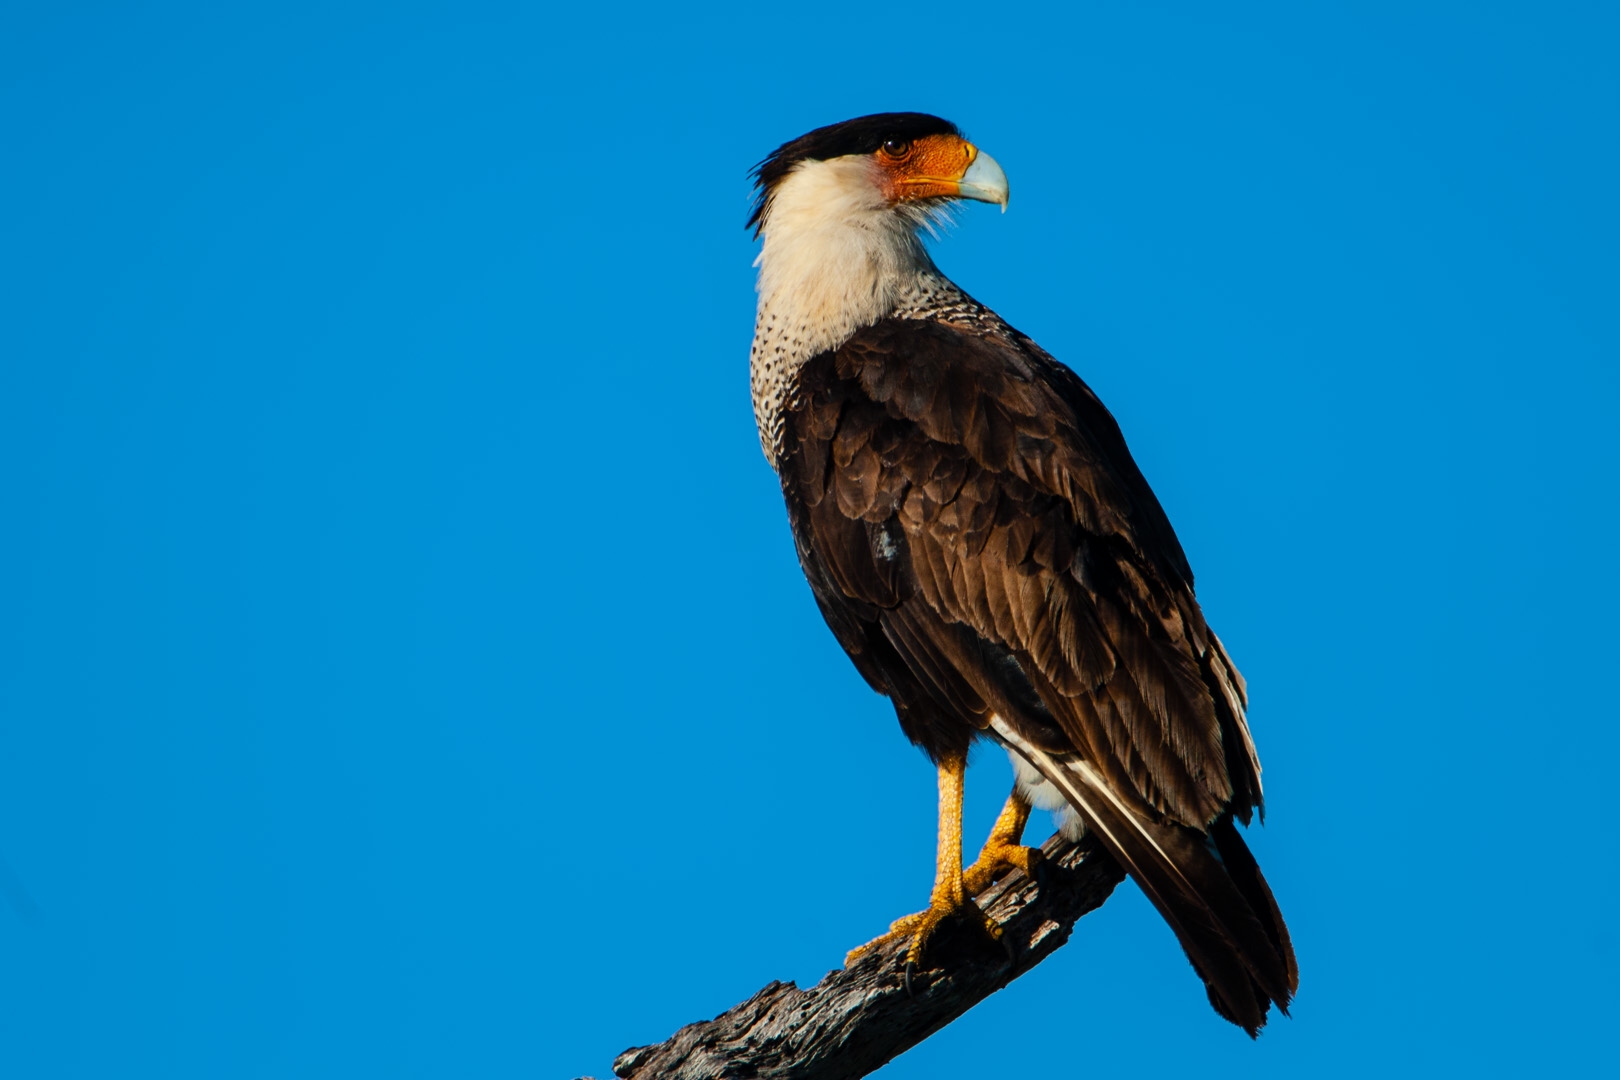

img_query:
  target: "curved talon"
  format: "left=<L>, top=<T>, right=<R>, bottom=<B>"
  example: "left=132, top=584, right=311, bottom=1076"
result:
left=846, top=896, right=1004, bottom=980
left=844, top=765, right=1030, bottom=985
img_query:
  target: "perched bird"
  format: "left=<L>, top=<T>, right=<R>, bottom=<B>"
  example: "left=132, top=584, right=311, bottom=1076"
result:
left=747, top=113, right=1298, bottom=1033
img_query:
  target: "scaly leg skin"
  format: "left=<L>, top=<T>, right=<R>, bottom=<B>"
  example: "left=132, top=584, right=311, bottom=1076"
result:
left=962, top=790, right=1043, bottom=896
left=844, top=754, right=1003, bottom=990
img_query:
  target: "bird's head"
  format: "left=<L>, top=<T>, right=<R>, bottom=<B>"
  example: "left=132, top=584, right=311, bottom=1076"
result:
left=747, top=113, right=1009, bottom=355
left=747, top=113, right=1008, bottom=239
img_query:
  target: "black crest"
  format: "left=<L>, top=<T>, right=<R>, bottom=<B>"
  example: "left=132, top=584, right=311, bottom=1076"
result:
left=746, top=112, right=962, bottom=234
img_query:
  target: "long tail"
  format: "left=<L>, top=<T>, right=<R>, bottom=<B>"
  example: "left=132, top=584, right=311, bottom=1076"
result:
left=992, top=719, right=1298, bottom=1034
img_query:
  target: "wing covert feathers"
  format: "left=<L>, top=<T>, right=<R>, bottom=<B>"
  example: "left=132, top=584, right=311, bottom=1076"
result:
left=778, top=313, right=1295, bottom=1030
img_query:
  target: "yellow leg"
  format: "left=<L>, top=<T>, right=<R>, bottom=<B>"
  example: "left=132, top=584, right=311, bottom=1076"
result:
left=962, top=790, right=1043, bottom=896
left=845, top=754, right=1001, bottom=974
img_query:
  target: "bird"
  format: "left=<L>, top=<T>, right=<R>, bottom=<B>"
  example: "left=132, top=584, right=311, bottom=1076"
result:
left=746, top=112, right=1298, bottom=1034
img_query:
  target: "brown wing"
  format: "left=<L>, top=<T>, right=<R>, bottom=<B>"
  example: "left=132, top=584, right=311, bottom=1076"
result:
left=780, top=315, right=1261, bottom=829
left=778, top=315, right=1296, bottom=1032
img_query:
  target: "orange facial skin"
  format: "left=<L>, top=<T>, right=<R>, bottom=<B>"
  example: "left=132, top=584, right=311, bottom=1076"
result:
left=874, top=134, right=981, bottom=202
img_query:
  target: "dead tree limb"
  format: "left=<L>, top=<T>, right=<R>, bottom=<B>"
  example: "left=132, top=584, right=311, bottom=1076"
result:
left=610, top=832, right=1125, bottom=1080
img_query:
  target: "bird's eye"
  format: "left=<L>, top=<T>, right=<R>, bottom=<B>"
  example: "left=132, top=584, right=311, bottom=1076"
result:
left=881, top=139, right=912, bottom=158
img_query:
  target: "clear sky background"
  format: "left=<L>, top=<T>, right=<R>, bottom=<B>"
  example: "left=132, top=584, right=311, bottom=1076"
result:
left=2, top=3, right=1616, bottom=1077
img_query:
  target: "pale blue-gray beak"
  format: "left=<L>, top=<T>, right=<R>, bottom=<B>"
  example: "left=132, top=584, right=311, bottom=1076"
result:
left=958, top=149, right=1010, bottom=212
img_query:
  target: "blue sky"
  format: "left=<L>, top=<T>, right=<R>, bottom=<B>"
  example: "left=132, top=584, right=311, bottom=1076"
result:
left=2, top=3, right=1616, bottom=1077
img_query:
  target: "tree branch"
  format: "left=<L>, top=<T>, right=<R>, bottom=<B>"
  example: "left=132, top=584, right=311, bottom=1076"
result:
left=609, top=832, right=1125, bottom=1080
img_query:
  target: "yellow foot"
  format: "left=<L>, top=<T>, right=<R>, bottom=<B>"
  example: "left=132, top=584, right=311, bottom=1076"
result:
left=842, top=762, right=1029, bottom=992
left=962, top=790, right=1041, bottom=896
left=844, top=893, right=1004, bottom=988
left=962, top=838, right=1043, bottom=896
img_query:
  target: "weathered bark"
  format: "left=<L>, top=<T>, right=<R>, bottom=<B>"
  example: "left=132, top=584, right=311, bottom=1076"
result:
left=609, top=832, right=1124, bottom=1080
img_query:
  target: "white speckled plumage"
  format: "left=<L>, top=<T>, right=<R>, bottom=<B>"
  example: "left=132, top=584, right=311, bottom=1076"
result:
left=749, top=155, right=995, bottom=465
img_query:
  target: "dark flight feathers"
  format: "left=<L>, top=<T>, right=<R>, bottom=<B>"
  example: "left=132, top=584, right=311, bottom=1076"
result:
left=778, top=314, right=1297, bottom=1031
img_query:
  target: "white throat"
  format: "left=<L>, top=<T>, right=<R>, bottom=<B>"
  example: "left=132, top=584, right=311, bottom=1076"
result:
left=749, top=156, right=942, bottom=464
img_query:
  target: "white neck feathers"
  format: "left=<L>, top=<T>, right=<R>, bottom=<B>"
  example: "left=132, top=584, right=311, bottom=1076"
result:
left=753, top=157, right=937, bottom=354
left=749, top=156, right=940, bottom=464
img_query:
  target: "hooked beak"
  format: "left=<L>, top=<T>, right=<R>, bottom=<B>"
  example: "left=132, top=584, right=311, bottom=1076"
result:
left=888, top=136, right=1011, bottom=212
left=955, top=147, right=1009, bottom=212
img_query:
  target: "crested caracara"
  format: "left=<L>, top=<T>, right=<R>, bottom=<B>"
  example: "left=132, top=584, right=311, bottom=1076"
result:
left=748, top=112, right=1297, bottom=1034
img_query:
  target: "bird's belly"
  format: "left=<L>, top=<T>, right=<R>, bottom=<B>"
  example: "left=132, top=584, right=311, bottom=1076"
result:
left=1006, top=746, right=1087, bottom=841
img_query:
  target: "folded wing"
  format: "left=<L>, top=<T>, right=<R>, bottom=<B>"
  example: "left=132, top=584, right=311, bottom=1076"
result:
left=779, top=315, right=1297, bottom=1031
